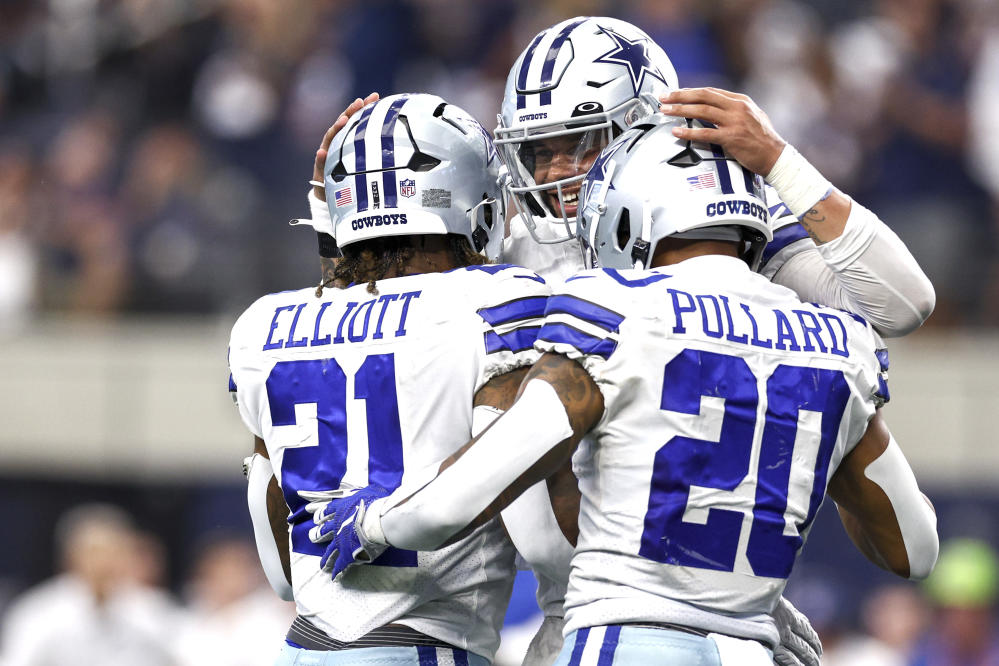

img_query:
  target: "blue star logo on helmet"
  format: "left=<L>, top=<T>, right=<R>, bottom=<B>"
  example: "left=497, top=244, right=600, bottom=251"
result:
left=593, top=26, right=669, bottom=97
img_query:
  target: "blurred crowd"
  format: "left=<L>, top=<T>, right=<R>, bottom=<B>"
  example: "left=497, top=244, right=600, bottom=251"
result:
left=0, top=503, right=295, bottom=666
left=1, top=0, right=998, bottom=327
left=1, top=502, right=997, bottom=666
left=784, top=538, right=999, bottom=666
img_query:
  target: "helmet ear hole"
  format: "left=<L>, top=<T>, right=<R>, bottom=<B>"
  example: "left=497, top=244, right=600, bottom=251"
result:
left=330, top=161, right=348, bottom=182
left=615, top=208, right=632, bottom=251
left=407, top=152, right=442, bottom=172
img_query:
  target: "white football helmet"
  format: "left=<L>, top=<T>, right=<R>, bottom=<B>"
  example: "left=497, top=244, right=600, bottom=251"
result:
left=323, top=93, right=505, bottom=260
left=576, top=114, right=773, bottom=270
left=495, top=16, right=678, bottom=244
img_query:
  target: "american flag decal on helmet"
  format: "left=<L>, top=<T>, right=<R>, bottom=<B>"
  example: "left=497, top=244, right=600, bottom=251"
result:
left=334, top=188, right=353, bottom=207
left=686, top=173, right=717, bottom=190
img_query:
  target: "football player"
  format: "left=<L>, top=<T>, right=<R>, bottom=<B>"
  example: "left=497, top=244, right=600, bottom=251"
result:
left=496, top=16, right=933, bottom=335
left=311, top=117, right=939, bottom=665
left=229, top=93, right=548, bottom=665
left=297, top=16, right=934, bottom=665
left=490, top=18, right=933, bottom=665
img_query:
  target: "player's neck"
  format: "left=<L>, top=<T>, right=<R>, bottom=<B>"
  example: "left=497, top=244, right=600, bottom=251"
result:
left=650, top=238, right=740, bottom=268
left=387, top=236, right=462, bottom=277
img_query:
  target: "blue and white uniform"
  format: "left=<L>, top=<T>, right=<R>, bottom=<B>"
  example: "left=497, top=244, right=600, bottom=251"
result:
left=228, top=265, right=549, bottom=663
left=500, top=182, right=923, bottom=629
left=533, top=255, right=888, bottom=664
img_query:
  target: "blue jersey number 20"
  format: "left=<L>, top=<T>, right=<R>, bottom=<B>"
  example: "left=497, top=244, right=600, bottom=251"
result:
left=639, top=349, right=851, bottom=578
left=266, top=354, right=416, bottom=566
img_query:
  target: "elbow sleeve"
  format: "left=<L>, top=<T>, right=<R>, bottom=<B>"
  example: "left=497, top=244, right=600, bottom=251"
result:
left=816, top=201, right=936, bottom=336
left=864, top=437, right=939, bottom=579
left=246, top=454, right=294, bottom=600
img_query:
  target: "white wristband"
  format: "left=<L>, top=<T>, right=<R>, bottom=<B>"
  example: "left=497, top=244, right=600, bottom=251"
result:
left=765, top=144, right=833, bottom=218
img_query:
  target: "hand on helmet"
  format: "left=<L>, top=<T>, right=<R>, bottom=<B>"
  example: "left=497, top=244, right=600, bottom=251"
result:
left=659, top=87, right=786, bottom=176
left=312, top=92, right=380, bottom=201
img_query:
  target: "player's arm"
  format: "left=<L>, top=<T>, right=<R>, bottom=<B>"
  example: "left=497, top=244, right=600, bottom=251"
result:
left=295, top=93, right=381, bottom=290
left=244, top=436, right=294, bottom=600
left=362, top=352, right=603, bottom=551
left=662, top=87, right=935, bottom=336
left=476, top=366, right=580, bottom=545
left=826, top=410, right=939, bottom=579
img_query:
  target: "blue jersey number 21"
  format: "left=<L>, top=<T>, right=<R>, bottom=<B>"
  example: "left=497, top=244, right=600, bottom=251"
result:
left=639, top=349, right=851, bottom=578
left=266, top=354, right=416, bottom=566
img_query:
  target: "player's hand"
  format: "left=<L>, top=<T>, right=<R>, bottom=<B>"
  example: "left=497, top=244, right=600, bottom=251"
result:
left=658, top=87, right=786, bottom=176
left=313, top=92, right=380, bottom=201
left=308, top=484, right=389, bottom=580
left=770, top=596, right=822, bottom=666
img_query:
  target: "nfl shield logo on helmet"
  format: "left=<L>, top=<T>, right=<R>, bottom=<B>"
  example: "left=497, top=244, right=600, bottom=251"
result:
left=400, top=179, right=416, bottom=198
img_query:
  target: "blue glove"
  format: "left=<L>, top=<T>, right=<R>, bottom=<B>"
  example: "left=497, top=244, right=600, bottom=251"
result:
left=308, top=484, right=390, bottom=580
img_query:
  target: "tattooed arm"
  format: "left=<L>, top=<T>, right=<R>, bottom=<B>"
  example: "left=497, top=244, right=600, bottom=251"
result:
left=360, top=353, right=603, bottom=551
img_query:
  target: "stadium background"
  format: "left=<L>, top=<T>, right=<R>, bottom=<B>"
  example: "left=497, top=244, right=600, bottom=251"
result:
left=1, top=0, right=998, bottom=664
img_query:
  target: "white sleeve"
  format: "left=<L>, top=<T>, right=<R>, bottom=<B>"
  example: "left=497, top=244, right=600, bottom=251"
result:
left=245, top=454, right=293, bottom=601
left=769, top=201, right=935, bottom=337
left=862, top=434, right=939, bottom=579
left=500, top=481, right=574, bottom=599
left=370, top=379, right=573, bottom=551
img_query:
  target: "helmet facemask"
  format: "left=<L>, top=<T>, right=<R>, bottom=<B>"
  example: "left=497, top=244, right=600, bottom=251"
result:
left=495, top=94, right=659, bottom=245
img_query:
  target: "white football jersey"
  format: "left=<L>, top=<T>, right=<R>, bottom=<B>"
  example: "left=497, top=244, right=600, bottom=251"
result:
left=228, top=264, right=550, bottom=660
left=500, top=188, right=817, bottom=621
left=534, top=255, right=888, bottom=647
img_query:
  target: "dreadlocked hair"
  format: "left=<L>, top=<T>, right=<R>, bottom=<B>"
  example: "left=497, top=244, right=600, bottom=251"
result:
left=327, top=234, right=485, bottom=294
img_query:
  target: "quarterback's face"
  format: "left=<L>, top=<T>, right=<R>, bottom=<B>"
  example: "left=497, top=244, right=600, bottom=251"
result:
left=524, top=131, right=607, bottom=218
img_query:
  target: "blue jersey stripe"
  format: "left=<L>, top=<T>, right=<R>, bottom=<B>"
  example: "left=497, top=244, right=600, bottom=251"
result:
left=875, top=348, right=890, bottom=372
left=380, top=96, right=408, bottom=209
left=761, top=222, right=809, bottom=265
left=452, top=649, right=469, bottom=666
left=456, top=263, right=524, bottom=275
left=597, top=625, right=622, bottom=665
left=877, top=375, right=891, bottom=403
left=568, top=627, right=590, bottom=666
left=516, top=32, right=546, bottom=109
left=711, top=144, right=734, bottom=194
left=603, top=269, right=671, bottom=288
left=769, top=199, right=793, bottom=219
left=478, top=295, right=548, bottom=327
left=484, top=326, right=541, bottom=355
left=538, top=322, right=617, bottom=360
left=352, top=104, right=376, bottom=212
left=540, top=18, right=586, bottom=106
left=228, top=373, right=237, bottom=392
left=546, top=294, right=624, bottom=333
left=416, top=645, right=437, bottom=665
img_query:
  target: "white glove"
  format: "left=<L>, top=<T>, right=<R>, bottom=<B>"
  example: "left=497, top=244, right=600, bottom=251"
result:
left=771, top=596, right=822, bottom=666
